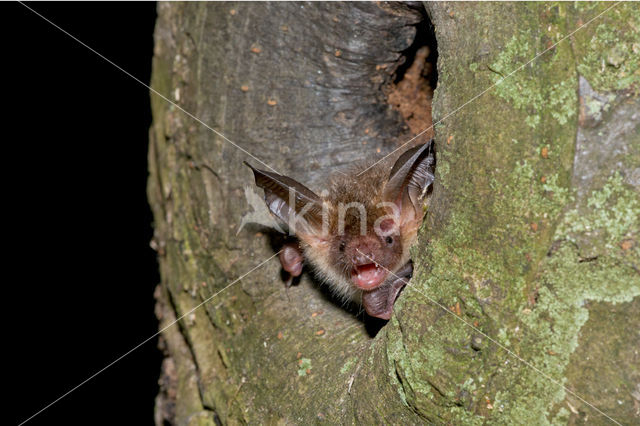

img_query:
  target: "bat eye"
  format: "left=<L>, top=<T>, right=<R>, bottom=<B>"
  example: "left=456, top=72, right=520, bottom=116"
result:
left=339, top=241, right=346, bottom=252
left=385, top=236, right=394, bottom=245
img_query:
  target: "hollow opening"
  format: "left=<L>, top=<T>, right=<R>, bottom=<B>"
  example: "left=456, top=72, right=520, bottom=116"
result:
left=388, top=8, right=438, bottom=144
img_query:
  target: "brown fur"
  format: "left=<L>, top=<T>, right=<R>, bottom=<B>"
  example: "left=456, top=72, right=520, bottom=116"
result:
left=299, top=157, right=419, bottom=302
left=247, top=142, right=434, bottom=308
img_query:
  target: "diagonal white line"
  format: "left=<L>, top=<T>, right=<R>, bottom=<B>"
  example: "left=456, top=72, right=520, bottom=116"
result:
left=355, top=249, right=622, bottom=425
left=358, top=2, right=621, bottom=176
left=17, top=1, right=624, bottom=423
left=17, top=1, right=280, bottom=174
left=18, top=251, right=280, bottom=426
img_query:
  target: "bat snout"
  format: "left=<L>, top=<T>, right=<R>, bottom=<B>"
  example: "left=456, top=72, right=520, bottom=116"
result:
left=347, top=236, right=387, bottom=291
left=352, top=251, right=374, bottom=265
left=347, top=236, right=380, bottom=266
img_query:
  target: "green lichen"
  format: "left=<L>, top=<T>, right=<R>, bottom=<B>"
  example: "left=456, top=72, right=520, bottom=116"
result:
left=384, top=3, right=638, bottom=423
left=340, top=357, right=357, bottom=374
left=487, top=161, right=572, bottom=272
left=497, top=328, right=511, bottom=347
left=401, top=154, right=638, bottom=423
left=558, top=173, right=640, bottom=251
left=494, top=173, right=640, bottom=421
left=435, top=158, right=450, bottom=187
left=498, top=243, right=639, bottom=421
left=575, top=3, right=640, bottom=92
left=525, top=115, right=541, bottom=128
left=445, top=406, right=484, bottom=425
left=541, top=173, right=572, bottom=205
left=547, top=80, right=576, bottom=125
left=490, top=31, right=577, bottom=128
left=406, top=156, right=570, bottom=328
left=490, top=31, right=542, bottom=110
left=552, top=407, right=571, bottom=425
left=586, top=97, right=603, bottom=116
left=385, top=323, right=409, bottom=406
left=297, top=358, right=312, bottom=376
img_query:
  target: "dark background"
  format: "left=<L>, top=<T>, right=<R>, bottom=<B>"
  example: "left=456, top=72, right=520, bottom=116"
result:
left=4, top=3, right=161, bottom=425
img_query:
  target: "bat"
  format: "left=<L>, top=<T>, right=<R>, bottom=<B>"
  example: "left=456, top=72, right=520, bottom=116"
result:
left=245, top=141, right=435, bottom=320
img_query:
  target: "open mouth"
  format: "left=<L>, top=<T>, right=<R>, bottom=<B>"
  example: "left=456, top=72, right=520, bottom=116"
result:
left=351, top=263, right=387, bottom=290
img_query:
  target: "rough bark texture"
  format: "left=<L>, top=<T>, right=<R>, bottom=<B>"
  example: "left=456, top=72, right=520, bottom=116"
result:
left=148, top=2, right=639, bottom=424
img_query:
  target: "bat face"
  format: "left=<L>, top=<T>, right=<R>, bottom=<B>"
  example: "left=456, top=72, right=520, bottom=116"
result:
left=343, top=233, right=399, bottom=290
left=328, top=207, right=403, bottom=292
left=245, top=141, right=435, bottom=318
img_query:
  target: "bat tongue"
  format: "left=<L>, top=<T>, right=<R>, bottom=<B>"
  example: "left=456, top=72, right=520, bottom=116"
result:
left=351, top=263, right=386, bottom=290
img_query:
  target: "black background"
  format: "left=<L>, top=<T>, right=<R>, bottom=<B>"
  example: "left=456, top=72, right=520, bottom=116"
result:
left=4, top=3, right=161, bottom=425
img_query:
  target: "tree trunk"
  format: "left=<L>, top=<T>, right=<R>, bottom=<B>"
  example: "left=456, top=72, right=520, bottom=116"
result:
left=148, top=2, right=639, bottom=424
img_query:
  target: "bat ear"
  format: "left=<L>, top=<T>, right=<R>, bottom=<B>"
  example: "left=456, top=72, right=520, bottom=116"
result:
left=244, top=162, right=323, bottom=237
left=382, top=140, right=435, bottom=225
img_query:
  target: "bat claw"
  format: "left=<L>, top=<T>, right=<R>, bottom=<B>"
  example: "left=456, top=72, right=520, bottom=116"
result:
left=284, top=275, right=294, bottom=288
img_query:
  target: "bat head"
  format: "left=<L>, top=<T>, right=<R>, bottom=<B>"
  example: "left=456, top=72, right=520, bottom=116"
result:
left=245, top=141, right=435, bottom=295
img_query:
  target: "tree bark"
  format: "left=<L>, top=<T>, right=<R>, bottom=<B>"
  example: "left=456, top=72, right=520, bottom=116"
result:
left=148, top=2, right=639, bottom=424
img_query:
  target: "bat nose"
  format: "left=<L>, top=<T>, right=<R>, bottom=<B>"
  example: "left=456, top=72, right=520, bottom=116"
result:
left=352, top=251, right=374, bottom=265
left=349, top=236, right=379, bottom=265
